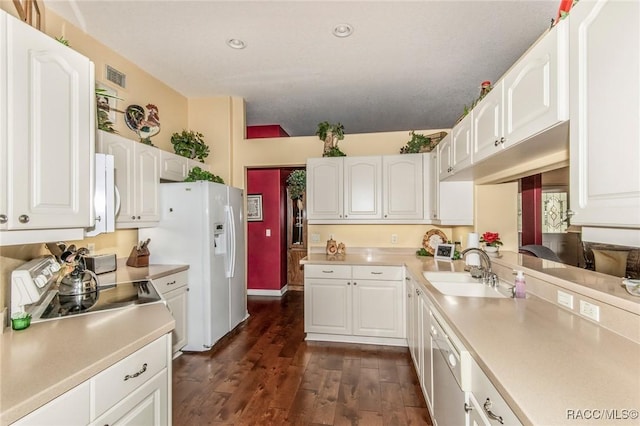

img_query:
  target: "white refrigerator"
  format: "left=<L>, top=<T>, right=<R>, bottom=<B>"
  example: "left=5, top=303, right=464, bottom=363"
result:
left=140, top=181, right=247, bottom=351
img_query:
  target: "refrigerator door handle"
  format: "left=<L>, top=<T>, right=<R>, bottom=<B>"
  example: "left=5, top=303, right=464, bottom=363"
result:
left=225, top=205, right=236, bottom=278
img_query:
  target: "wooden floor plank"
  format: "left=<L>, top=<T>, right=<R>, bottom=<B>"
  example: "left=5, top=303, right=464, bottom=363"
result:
left=172, top=291, right=432, bottom=426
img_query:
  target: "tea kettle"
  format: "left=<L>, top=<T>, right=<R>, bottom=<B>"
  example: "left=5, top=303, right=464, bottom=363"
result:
left=58, top=265, right=99, bottom=296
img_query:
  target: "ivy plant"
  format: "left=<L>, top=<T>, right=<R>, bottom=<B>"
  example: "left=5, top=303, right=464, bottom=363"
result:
left=184, top=167, right=224, bottom=184
left=171, top=130, right=210, bottom=162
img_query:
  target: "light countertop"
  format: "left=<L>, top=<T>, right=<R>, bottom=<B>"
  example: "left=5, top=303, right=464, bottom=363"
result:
left=0, top=262, right=187, bottom=425
left=302, top=250, right=640, bottom=425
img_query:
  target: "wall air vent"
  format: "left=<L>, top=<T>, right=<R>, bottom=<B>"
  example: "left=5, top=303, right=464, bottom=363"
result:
left=105, top=65, right=126, bottom=89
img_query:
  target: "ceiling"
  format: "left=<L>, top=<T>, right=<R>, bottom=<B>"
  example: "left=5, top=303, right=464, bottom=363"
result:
left=44, top=1, right=560, bottom=137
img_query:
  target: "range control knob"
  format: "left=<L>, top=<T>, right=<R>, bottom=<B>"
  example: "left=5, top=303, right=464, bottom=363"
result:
left=34, top=275, right=47, bottom=288
left=49, top=262, right=61, bottom=272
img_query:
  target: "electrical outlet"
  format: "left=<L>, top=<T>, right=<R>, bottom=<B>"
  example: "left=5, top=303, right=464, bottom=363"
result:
left=311, top=233, right=320, bottom=243
left=87, top=243, right=95, bottom=254
left=265, top=229, right=271, bottom=237
left=391, top=234, right=398, bottom=244
left=579, top=300, right=600, bottom=322
left=557, top=291, right=574, bottom=309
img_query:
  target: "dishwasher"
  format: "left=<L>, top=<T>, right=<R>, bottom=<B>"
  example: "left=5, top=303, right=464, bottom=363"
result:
left=431, top=309, right=467, bottom=426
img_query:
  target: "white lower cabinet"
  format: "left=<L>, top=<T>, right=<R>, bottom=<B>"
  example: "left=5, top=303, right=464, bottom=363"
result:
left=12, top=334, right=171, bottom=426
left=468, top=358, right=521, bottom=426
left=11, top=382, right=91, bottom=426
left=151, top=271, right=189, bottom=355
left=91, top=370, right=168, bottom=426
left=304, top=264, right=405, bottom=342
left=419, top=290, right=433, bottom=413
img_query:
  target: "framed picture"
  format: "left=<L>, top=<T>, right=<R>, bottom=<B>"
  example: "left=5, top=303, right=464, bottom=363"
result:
left=247, top=194, right=263, bottom=221
left=96, top=82, right=118, bottom=124
left=434, top=243, right=455, bottom=261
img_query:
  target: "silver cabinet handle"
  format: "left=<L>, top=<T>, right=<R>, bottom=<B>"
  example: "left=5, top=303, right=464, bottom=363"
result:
left=322, top=270, right=334, bottom=274
left=494, top=139, right=500, bottom=147
left=484, top=398, right=504, bottom=424
left=371, top=272, right=383, bottom=275
left=353, top=282, right=357, bottom=286
left=500, top=137, right=506, bottom=144
left=95, top=215, right=102, bottom=222
left=18, top=214, right=29, bottom=223
left=167, top=280, right=177, bottom=285
left=464, top=403, right=474, bottom=413
left=347, top=282, right=351, bottom=286
left=131, top=215, right=136, bottom=220
left=124, top=363, right=148, bottom=381
left=0, top=214, right=7, bottom=224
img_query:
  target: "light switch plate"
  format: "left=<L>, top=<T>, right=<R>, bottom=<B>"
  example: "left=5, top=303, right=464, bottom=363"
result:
left=391, top=234, right=398, bottom=244
left=311, top=233, right=320, bottom=243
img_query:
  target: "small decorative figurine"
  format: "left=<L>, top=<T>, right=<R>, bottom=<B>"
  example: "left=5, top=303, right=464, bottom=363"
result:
left=326, top=238, right=338, bottom=255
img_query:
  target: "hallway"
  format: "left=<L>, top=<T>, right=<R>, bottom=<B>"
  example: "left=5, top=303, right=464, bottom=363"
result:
left=172, top=292, right=432, bottom=425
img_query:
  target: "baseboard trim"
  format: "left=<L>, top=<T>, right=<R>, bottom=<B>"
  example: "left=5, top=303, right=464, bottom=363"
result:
left=305, top=332, right=408, bottom=347
left=247, top=285, right=288, bottom=297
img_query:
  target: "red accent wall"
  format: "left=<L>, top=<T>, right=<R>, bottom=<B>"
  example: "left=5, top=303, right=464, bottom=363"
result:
left=247, top=169, right=287, bottom=290
left=246, top=125, right=290, bottom=139
left=521, top=174, right=543, bottom=245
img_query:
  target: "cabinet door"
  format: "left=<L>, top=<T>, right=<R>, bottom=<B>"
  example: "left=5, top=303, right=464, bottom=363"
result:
left=472, top=82, right=504, bottom=164
left=352, top=279, right=404, bottom=338
left=165, top=288, right=188, bottom=354
left=0, top=12, right=7, bottom=230
left=306, top=158, right=344, bottom=220
left=7, top=14, right=93, bottom=230
left=304, top=278, right=351, bottom=334
left=383, top=154, right=423, bottom=220
left=135, top=144, right=160, bottom=223
left=423, top=152, right=439, bottom=221
left=451, top=115, right=472, bottom=171
left=344, top=156, right=382, bottom=219
left=437, top=135, right=452, bottom=181
left=98, top=132, right=135, bottom=225
left=406, top=278, right=420, bottom=371
left=569, top=0, right=640, bottom=228
left=420, top=292, right=433, bottom=412
left=91, top=369, right=168, bottom=426
left=159, top=150, right=188, bottom=182
left=12, top=381, right=90, bottom=426
left=503, top=20, right=568, bottom=149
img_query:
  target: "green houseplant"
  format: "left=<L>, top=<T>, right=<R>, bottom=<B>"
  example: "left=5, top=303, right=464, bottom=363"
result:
left=286, top=170, right=306, bottom=200
left=171, top=130, right=210, bottom=162
left=184, top=167, right=224, bottom=184
left=95, top=88, right=122, bottom=133
left=400, top=131, right=433, bottom=154
left=316, top=121, right=346, bottom=157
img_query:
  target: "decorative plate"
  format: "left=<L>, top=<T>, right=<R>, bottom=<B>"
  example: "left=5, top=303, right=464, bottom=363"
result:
left=422, top=229, right=448, bottom=255
left=124, top=104, right=145, bottom=131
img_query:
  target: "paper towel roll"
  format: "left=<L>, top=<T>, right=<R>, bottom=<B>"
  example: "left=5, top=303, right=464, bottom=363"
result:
left=466, top=233, right=480, bottom=266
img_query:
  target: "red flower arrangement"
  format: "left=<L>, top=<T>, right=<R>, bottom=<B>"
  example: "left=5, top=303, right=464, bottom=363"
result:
left=480, top=232, right=503, bottom=247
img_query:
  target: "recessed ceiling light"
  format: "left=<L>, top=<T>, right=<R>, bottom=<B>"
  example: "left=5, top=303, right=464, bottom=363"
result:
left=333, top=23, right=353, bottom=38
left=226, top=39, right=246, bottom=49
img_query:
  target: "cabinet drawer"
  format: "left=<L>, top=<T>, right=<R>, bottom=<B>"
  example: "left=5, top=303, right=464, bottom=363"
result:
left=352, top=265, right=403, bottom=281
left=92, top=335, right=168, bottom=418
left=305, top=264, right=351, bottom=279
left=151, top=270, right=188, bottom=294
left=470, top=358, right=522, bottom=425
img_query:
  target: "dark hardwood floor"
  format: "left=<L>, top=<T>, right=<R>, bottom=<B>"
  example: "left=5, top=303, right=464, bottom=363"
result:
left=172, top=291, right=433, bottom=425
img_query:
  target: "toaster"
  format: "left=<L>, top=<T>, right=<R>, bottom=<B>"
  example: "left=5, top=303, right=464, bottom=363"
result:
left=84, top=253, right=117, bottom=274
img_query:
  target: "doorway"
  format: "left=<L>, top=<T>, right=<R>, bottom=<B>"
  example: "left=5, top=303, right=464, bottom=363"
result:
left=246, top=167, right=306, bottom=295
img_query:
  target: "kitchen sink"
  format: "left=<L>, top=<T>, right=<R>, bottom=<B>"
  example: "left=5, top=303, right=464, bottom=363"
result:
left=423, top=272, right=510, bottom=298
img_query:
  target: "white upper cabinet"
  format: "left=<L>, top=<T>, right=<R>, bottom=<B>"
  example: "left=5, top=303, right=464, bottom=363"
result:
left=1, top=10, right=94, bottom=233
left=569, top=0, right=640, bottom=229
left=503, top=19, right=569, bottom=147
left=344, top=156, right=382, bottom=219
left=383, top=154, right=423, bottom=220
left=439, top=118, right=471, bottom=179
left=159, top=150, right=188, bottom=182
left=97, top=131, right=159, bottom=228
left=472, top=82, right=504, bottom=164
left=306, top=157, right=344, bottom=220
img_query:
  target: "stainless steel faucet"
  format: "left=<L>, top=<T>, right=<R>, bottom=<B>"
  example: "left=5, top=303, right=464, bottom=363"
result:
left=461, top=248, right=499, bottom=287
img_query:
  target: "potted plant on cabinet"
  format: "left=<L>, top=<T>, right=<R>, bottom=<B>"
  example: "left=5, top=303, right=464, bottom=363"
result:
left=171, top=130, right=210, bottom=162
left=316, top=121, right=346, bottom=157
left=184, top=167, right=224, bottom=184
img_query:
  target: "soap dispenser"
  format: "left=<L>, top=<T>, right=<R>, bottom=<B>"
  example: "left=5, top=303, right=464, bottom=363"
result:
left=514, top=270, right=526, bottom=298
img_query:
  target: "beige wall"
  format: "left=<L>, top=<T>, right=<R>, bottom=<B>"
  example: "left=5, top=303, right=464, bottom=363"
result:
left=474, top=183, right=519, bottom=252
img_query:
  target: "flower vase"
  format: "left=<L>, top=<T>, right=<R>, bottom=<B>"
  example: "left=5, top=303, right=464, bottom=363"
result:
left=484, top=245, right=499, bottom=257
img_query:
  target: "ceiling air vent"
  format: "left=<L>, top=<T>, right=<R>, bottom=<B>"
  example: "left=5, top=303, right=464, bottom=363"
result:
left=105, top=65, right=126, bottom=89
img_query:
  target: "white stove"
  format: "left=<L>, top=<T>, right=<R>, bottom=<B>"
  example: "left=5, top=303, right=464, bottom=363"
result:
left=11, top=256, right=163, bottom=323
